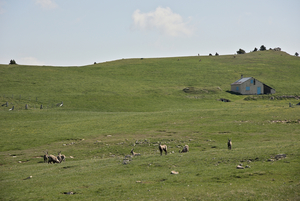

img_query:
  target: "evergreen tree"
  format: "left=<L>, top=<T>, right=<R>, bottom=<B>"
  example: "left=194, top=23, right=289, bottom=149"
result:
left=295, top=52, right=299, bottom=57
left=259, top=45, right=266, bottom=51
left=253, top=47, right=258, bottom=52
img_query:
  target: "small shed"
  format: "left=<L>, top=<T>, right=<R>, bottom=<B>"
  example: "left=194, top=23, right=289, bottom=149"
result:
left=231, top=75, right=275, bottom=95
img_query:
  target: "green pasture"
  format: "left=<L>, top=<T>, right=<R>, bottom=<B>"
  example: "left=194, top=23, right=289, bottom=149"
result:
left=0, top=50, right=300, bottom=200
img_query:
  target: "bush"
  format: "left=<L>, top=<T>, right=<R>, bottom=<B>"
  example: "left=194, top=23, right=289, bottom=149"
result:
left=295, top=52, right=299, bottom=57
left=259, top=45, right=266, bottom=51
left=236, top=49, right=245, bottom=54
left=253, top=47, right=258, bottom=52
left=9, top=59, right=17, bottom=65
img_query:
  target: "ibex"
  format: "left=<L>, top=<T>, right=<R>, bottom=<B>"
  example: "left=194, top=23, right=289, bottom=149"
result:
left=130, top=149, right=141, bottom=156
left=228, top=139, right=232, bottom=150
left=48, top=154, right=60, bottom=164
left=43, top=151, right=48, bottom=163
left=180, top=145, right=189, bottom=153
left=57, top=151, right=66, bottom=163
left=159, top=144, right=167, bottom=155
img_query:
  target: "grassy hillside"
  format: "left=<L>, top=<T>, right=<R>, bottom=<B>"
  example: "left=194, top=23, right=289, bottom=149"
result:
left=0, top=50, right=300, bottom=200
left=1, top=50, right=299, bottom=112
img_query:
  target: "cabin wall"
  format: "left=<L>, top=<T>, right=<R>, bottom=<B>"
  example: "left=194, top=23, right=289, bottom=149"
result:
left=231, top=78, right=264, bottom=95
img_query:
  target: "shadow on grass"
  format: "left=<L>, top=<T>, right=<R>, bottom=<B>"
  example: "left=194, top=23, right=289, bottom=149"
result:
left=226, top=90, right=241, bottom=95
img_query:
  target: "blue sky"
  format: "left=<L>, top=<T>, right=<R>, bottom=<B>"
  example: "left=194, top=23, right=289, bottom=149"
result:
left=0, top=0, right=299, bottom=66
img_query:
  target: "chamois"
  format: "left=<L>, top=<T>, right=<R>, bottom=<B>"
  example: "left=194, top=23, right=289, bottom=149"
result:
left=228, top=139, right=232, bottom=150
left=159, top=144, right=167, bottom=155
left=43, top=151, right=48, bottom=163
left=130, top=149, right=141, bottom=156
left=48, top=154, right=60, bottom=164
left=180, top=145, right=189, bottom=153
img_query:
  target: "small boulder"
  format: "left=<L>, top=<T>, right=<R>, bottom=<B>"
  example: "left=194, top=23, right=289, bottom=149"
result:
left=64, top=191, right=74, bottom=195
left=275, top=154, right=286, bottom=160
left=123, top=159, right=130, bottom=165
left=236, top=165, right=244, bottom=169
left=24, top=176, right=32, bottom=180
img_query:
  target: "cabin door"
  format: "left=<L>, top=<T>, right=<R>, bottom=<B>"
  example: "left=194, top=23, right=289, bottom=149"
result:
left=257, top=87, right=261, bottom=95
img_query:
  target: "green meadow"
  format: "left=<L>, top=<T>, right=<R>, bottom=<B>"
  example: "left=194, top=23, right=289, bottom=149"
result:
left=0, top=50, right=300, bottom=200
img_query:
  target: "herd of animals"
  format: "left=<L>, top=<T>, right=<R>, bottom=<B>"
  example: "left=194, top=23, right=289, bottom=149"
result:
left=44, top=139, right=232, bottom=164
left=43, top=151, right=66, bottom=164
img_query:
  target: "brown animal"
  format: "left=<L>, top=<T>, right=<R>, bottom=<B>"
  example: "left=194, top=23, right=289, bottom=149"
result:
left=60, top=154, right=66, bottom=162
left=57, top=151, right=66, bottom=163
left=43, top=151, right=48, bottom=163
left=228, top=139, right=232, bottom=150
left=48, top=154, right=60, bottom=164
left=130, top=149, right=141, bottom=156
left=159, top=144, right=167, bottom=155
left=180, top=145, right=189, bottom=153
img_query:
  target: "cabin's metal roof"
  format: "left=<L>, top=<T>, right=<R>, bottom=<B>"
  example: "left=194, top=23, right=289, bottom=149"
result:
left=231, top=77, right=252, bottom=85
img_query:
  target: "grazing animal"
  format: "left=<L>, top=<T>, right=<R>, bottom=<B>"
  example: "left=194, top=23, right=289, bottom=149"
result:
left=159, top=144, right=167, bottom=155
left=43, top=151, right=48, bottom=163
left=180, top=145, right=189, bottom=153
left=61, top=154, right=66, bottom=162
left=228, top=139, right=232, bottom=150
left=48, top=154, right=60, bottom=164
left=57, top=151, right=66, bottom=163
left=130, top=149, right=141, bottom=156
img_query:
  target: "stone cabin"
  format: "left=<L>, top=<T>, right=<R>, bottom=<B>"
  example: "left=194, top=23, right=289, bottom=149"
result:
left=231, top=75, right=275, bottom=95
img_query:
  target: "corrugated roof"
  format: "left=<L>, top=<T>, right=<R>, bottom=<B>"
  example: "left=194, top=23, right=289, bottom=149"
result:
left=231, top=77, right=252, bottom=85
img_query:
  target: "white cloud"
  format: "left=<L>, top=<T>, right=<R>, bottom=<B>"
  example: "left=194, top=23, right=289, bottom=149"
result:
left=132, top=7, right=193, bottom=37
left=35, top=0, right=57, bottom=9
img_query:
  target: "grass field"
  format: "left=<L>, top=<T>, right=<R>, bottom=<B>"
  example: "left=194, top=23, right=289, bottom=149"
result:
left=0, top=50, right=300, bottom=200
